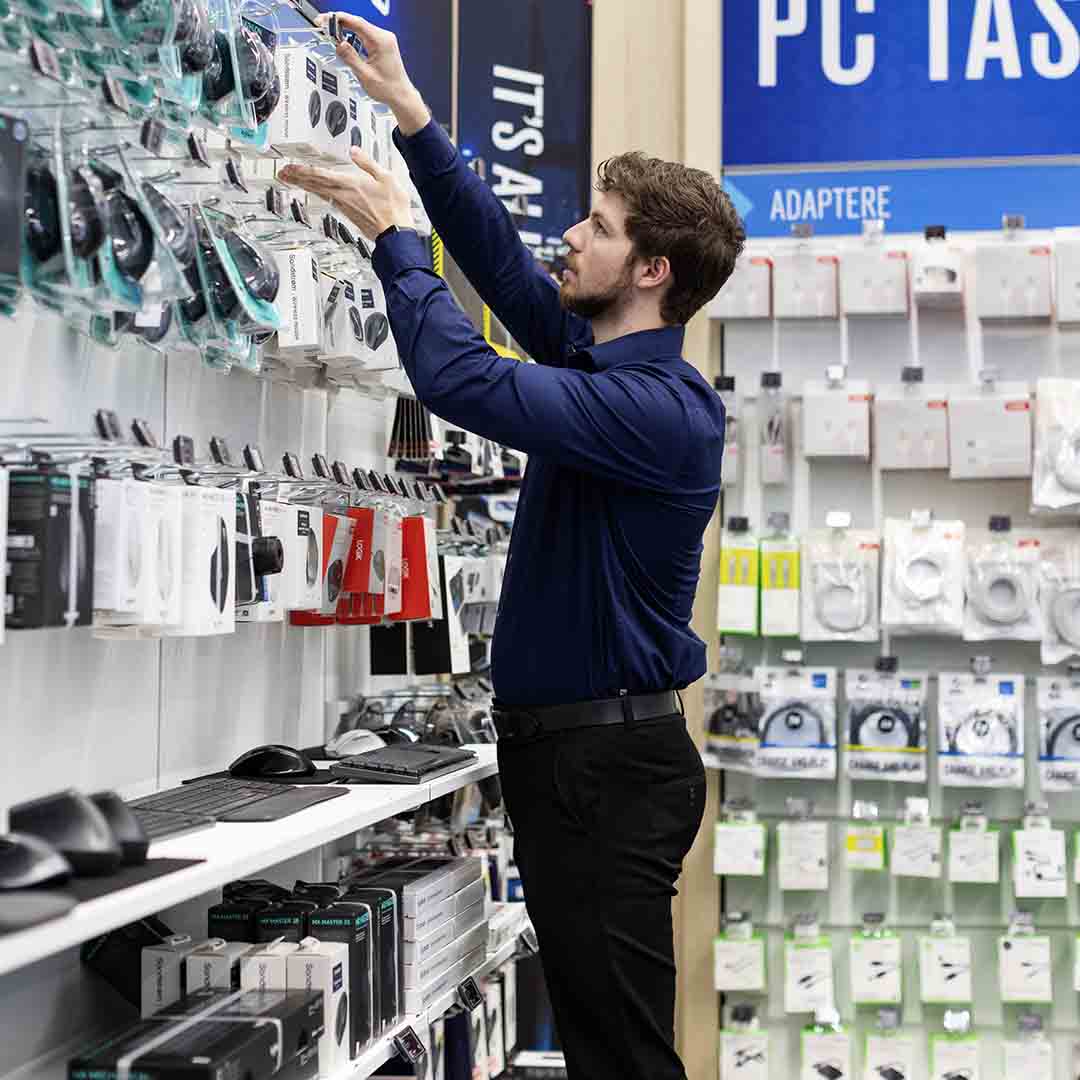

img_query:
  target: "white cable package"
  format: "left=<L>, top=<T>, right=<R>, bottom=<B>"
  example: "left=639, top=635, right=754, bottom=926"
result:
left=938, top=671, right=1025, bottom=789
left=882, top=516, right=965, bottom=636
left=1039, top=533, right=1080, bottom=665
left=963, top=527, right=1043, bottom=642
left=1033, top=377, right=1080, bottom=509
left=800, top=527, right=880, bottom=642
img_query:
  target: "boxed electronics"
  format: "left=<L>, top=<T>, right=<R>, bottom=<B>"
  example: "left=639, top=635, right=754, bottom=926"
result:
left=1055, top=230, right=1080, bottom=324
left=975, top=232, right=1052, bottom=321
left=281, top=504, right=323, bottom=611
left=343, top=506, right=388, bottom=597
left=403, top=900, right=486, bottom=967
left=347, top=88, right=373, bottom=158
left=801, top=373, right=871, bottom=459
left=403, top=943, right=487, bottom=1016
left=5, top=467, right=95, bottom=628
left=308, top=901, right=375, bottom=1056
left=241, top=940, right=300, bottom=991
left=316, top=63, right=351, bottom=162
left=947, top=379, right=1032, bottom=479
left=271, top=247, right=322, bottom=354
left=287, top=938, right=350, bottom=1076
left=373, top=106, right=395, bottom=171
left=185, top=939, right=255, bottom=992
left=707, top=254, right=771, bottom=319
left=169, top=485, right=236, bottom=636
left=483, top=976, right=507, bottom=1079
left=353, top=856, right=483, bottom=920
left=237, top=497, right=288, bottom=624
left=342, top=887, right=399, bottom=1033
left=140, top=935, right=199, bottom=1017
left=838, top=244, right=908, bottom=316
left=873, top=373, right=950, bottom=470
left=413, top=556, right=472, bottom=675
left=772, top=249, right=838, bottom=319
left=0, top=467, right=6, bottom=642
left=911, top=228, right=964, bottom=309
left=255, top=901, right=317, bottom=944
left=353, top=277, right=398, bottom=371
left=402, top=921, right=488, bottom=991
left=405, top=877, right=486, bottom=941
left=267, top=48, right=330, bottom=159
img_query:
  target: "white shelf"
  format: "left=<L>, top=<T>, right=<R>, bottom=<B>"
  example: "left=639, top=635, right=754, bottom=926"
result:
left=0, top=745, right=498, bottom=979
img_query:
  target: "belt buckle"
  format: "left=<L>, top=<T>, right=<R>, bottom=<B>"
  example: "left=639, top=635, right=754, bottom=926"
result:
left=496, top=709, right=542, bottom=741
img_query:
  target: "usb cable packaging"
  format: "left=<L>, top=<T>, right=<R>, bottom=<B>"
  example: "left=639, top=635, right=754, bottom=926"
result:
left=998, top=916, right=1053, bottom=1003
left=863, top=1010, right=916, bottom=1080
left=1037, top=673, right=1080, bottom=791
left=930, top=1021, right=980, bottom=1080
left=849, top=915, right=901, bottom=1005
left=947, top=805, right=1000, bottom=885
left=141, top=934, right=199, bottom=1017
left=891, top=799, right=942, bottom=879
left=919, top=918, right=972, bottom=1004
left=1038, top=534, right=1080, bottom=665
left=844, top=665, right=928, bottom=783
left=777, top=811, right=829, bottom=892
left=760, top=514, right=799, bottom=637
left=704, top=670, right=760, bottom=774
left=1003, top=1015, right=1053, bottom=1080
left=1013, top=803, right=1066, bottom=899
left=882, top=514, right=965, bottom=636
left=964, top=520, right=1042, bottom=642
left=754, top=664, right=838, bottom=780
left=801, top=372, right=871, bottom=459
left=713, top=801, right=766, bottom=877
left=713, top=375, right=741, bottom=487
left=784, top=917, right=833, bottom=1015
left=713, top=913, right=766, bottom=993
left=938, top=670, right=1025, bottom=789
left=844, top=802, right=886, bottom=872
left=801, top=520, right=880, bottom=642
left=801, top=1010, right=850, bottom=1080
left=759, top=371, right=787, bottom=485
left=1034, top=376, right=1080, bottom=509
left=185, top=940, right=255, bottom=992
left=708, top=255, right=772, bottom=319
left=948, top=378, right=1032, bottom=479
left=717, top=517, right=759, bottom=636
left=719, top=1005, right=769, bottom=1080
left=873, top=368, right=950, bottom=470
left=287, top=938, right=351, bottom=1077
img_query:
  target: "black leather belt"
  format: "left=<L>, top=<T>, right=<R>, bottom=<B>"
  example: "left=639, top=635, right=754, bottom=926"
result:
left=493, top=691, right=680, bottom=741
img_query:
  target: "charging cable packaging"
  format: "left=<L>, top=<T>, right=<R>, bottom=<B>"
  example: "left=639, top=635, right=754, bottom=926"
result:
left=912, top=226, right=964, bottom=309
left=713, top=913, right=766, bottom=993
left=1037, top=673, right=1080, bottom=791
left=754, top=664, right=838, bottom=780
left=882, top=514, right=965, bottom=636
left=839, top=228, right=909, bottom=315
left=849, top=915, right=901, bottom=1005
left=777, top=804, right=829, bottom=891
left=1057, top=232, right=1080, bottom=324
left=1013, top=803, right=1066, bottom=899
left=714, top=801, right=766, bottom=877
left=999, top=914, right=1053, bottom=1002
left=863, top=1009, right=916, bottom=1080
left=717, top=517, right=759, bottom=636
left=1038, top=533, right=1080, bottom=664
left=1003, top=1015, right=1053, bottom=1080
left=760, top=514, right=799, bottom=637
left=1034, top=377, right=1080, bottom=509
left=720, top=1005, right=769, bottom=1080
left=919, top=919, right=972, bottom=1004
left=947, top=805, right=1000, bottom=885
left=948, top=378, right=1032, bottom=480
left=800, top=1008, right=850, bottom=1080
left=873, top=369, right=950, bottom=470
left=270, top=248, right=322, bottom=354
left=707, top=254, right=772, bottom=320
left=891, top=798, right=942, bottom=879
left=287, top=938, right=350, bottom=1077
left=801, top=520, right=880, bottom=642
left=773, top=249, right=838, bottom=319
left=930, top=1017, right=980, bottom=1080
left=845, top=665, right=928, bottom=783
left=170, top=486, right=236, bottom=637
left=759, top=372, right=787, bottom=486
left=713, top=375, right=740, bottom=488
left=964, top=521, right=1042, bottom=642
left=938, top=670, right=1025, bottom=788
left=801, top=371, right=871, bottom=459
left=703, top=670, right=759, bottom=773
left=975, top=228, right=1052, bottom=321
left=844, top=802, right=886, bottom=872
left=784, top=916, right=833, bottom=1014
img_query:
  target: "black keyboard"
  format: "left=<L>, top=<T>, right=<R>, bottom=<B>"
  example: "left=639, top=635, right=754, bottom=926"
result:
left=129, top=778, right=348, bottom=825
left=329, top=745, right=477, bottom=785
left=131, top=808, right=215, bottom=842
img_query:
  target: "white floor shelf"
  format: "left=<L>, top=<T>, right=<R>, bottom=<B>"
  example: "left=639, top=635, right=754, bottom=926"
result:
left=0, top=745, right=498, bottom=979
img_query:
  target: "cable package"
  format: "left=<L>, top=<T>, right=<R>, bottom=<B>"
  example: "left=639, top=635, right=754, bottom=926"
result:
left=1037, top=674, right=1080, bottom=792
left=800, top=527, right=880, bottom=642
left=753, top=665, right=838, bottom=780
left=717, top=517, right=759, bottom=636
left=1038, top=534, right=1080, bottom=665
left=704, top=671, right=760, bottom=774
left=963, top=520, right=1042, bottom=642
left=938, top=671, right=1025, bottom=789
left=882, top=516, right=965, bottom=636
left=760, top=514, right=800, bottom=637
left=844, top=667, right=928, bottom=784
left=1033, top=377, right=1080, bottom=510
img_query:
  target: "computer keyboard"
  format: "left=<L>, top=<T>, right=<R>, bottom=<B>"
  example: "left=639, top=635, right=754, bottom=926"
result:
left=131, top=808, right=215, bottom=843
left=131, top=778, right=285, bottom=817
left=329, top=745, right=477, bottom=785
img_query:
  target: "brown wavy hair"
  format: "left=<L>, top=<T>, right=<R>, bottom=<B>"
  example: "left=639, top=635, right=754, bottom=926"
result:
left=596, top=153, right=745, bottom=325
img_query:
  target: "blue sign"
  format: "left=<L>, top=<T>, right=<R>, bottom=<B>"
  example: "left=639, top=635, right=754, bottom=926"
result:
left=726, top=162, right=1080, bottom=237
left=724, top=1, right=1080, bottom=167
left=458, top=0, right=592, bottom=261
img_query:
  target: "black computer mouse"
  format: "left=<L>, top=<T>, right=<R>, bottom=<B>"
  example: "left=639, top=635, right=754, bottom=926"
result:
left=0, top=833, right=72, bottom=890
left=10, top=790, right=123, bottom=876
left=364, top=312, right=390, bottom=351
left=308, top=90, right=322, bottom=129
left=350, top=125, right=362, bottom=148
left=228, top=745, right=317, bottom=779
left=89, top=791, right=149, bottom=865
left=253, top=72, right=281, bottom=126
left=325, top=100, right=348, bottom=138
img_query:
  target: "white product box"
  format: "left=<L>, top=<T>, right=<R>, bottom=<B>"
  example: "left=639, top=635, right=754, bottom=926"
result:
left=93, top=478, right=139, bottom=616
left=975, top=240, right=1052, bottom=321
left=282, top=504, right=323, bottom=611
left=267, top=48, right=327, bottom=158
left=783, top=939, right=834, bottom=1014
left=353, top=277, right=399, bottom=371
left=864, top=1034, right=916, bottom=1080
left=844, top=823, right=886, bottom=871
left=947, top=828, right=1000, bottom=884
left=773, top=251, right=838, bottom=318
left=272, top=248, right=322, bottom=353
left=720, top=1030, right=769, bottom=1080
left=801, top=379, right=871, bottom=458
left=1003, top=1037, right=1053, bottom=1080
left=874, top=383, right=950, bottom=470
left=287, top=938, right=351, bottom=1077
left=714, top=935, right=766, bottom=992
left=912, top=240, right=964, bottom=309
left=402, top=900, right=486, bottom=967
left=402, top=944, right=486, bottom=1015
left=891, top=824, right=942, bottom=878
left=373, top=108, right=396, bottom=172
left=919, top=936, right=972, bottom=1003
left=713, top=822, right=767, bottom=876
left=471, top=998, right=490, bottom=1080
left=168, top=486, right=236, bottom=636
left=141, top=935, right=198, bottom=1017
left=348, top=92, right=375, bottom=160
left=800, top=1029, right=850, bottom=1080
left=240, top=940, right=299, bottom=993
left=849, top=935, right=902, bottom=1004
left=428, top=1015, right=446, bottom=1080
left=708, top=254, right=772, bottom=319
left=185, top=940, right=254, bottom=993
left=383, top=512, right=403, bottom=617
left=317, top=64, right=351, bottom=162
left=320, top=274, right=366, bottom=366
left=502, top=960, right=517, bottom=1062
left=839, top=247, right=909, bottom=316
left=777, top=821, right=829, bottom=891
left=999, top=934, right=1053, bottom=1003
left=1056, top=233, right=1080, bottom=324
left=1013, top=828, right=1067, bottom=898
left=760, top=535, right=800, bottom=636
left=402, top=922, right=488, bottom=990
left=930, top=1036, right=980, bottom=1080
left=947, top=384, right=1033, bottom=479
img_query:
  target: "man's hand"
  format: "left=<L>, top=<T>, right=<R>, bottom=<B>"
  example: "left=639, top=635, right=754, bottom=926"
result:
left=279, top=149, right=414, bottom=240
left=318, top=11, right=430, bottom=136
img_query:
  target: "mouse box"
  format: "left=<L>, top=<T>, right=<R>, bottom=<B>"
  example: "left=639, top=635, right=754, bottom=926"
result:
left=168, top=485, right=236, bottom=637
left=240, top=940, right=300, bottom=992
left=185, top=940, right=255, bottom=993
left=237, top=498, right=287, bottom=624
left=282, top=504, right=323, bottom=612
left=271, top=248, right=322, bottom=354
left=342, top=506, right=387, bottom=596
left=287, top=939, right=350, bottom=1076
left=207, top=899, right=270, bottom=942
left=267, top=48, right=326, bottom=159
left=255, top=902, right=316, bottom=944
left=354, top=278, right=398, bottom=371
left=320, top=275, right=367, bottom=366
left=141, top=934, right=198, bottom=1017
left=391, top=516, right=443, bottom=623
left=316, top=65, right=351, bottom=162
left=308, top=903, right=375, bottom=1057
left=320, top=511, right=355, bottom=616
left=93, top=478, right=139, bottom=616
left=341, top=888, right=399, bottom=1032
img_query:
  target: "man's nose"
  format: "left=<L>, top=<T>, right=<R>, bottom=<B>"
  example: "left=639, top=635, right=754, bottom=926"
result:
left=563, top=220, right=586, bottom=250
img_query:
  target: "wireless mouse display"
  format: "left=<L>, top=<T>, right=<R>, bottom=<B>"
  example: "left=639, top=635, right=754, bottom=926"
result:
left=308, top=90, right=322, bottom=129
left=228, top=744, right=317, bottom=779
left=89, top=791, right=149, bottom=865
left=364, top=312, right=390, bottom=351
left=0, top=833, right=73, bottom=890
left=9, top=790, right=123, bottom=876
left=325, top=100, right=348, bottom=138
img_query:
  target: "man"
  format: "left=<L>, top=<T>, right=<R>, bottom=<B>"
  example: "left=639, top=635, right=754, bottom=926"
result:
left=281, top=16, right=744, bottom=1079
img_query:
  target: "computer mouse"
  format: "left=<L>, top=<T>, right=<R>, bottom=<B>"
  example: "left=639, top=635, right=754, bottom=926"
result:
left=228, top=744, right=317, bottom=779
left=253, top=72, right=281, bottom=126
left=335, top=993, right=348, bottom=1044
left=9, top=790, right=123, bottom=876
left=89, top=791, right=149, bottom=865
left=309, top=90, right=322, bottom=129
left=0, top=833, right=72, bottom=890
left=325, top=729, right=387, bottom=758
left=325, top=100, right=348, bottom=138
left=350, top=126, right=362, bottom=148
left=364, top=312, right=390, bottom=351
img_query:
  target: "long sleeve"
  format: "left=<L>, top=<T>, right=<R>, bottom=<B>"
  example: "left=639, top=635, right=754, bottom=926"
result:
left=392, top=119, right=590, bottom=367
left=374, top=230, right=697, bottom=490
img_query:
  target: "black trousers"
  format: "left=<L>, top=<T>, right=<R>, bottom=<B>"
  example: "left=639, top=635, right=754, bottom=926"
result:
left=497, top=712, right=706, bottom=1080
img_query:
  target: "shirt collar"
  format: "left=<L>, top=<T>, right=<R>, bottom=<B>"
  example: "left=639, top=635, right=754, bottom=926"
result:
left=576, top=325, right=686, bottom=371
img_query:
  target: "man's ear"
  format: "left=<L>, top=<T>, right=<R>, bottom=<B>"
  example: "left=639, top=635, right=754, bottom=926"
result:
left=636, top=255, right=671, bottom=293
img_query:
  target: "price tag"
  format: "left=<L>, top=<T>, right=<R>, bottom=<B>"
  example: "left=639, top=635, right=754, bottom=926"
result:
left=393, top=1026, right=426, bottom=1064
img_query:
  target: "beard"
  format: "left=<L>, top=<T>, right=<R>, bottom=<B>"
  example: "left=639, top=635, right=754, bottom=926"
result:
left=559, top=257, right=635, bottom=320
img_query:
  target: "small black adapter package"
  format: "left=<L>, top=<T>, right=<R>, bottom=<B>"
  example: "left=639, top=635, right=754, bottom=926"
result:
left=308, top=901, right=376, bottom=1056
left=81, top=916, right=175, bottom=1009
left=342, top=887, right=399, bottom=1032
left=207, top=899, right=271, bottom=942
left=6, top=468, right=94, bottom=628
left=255, top=901, right=319, bottom=943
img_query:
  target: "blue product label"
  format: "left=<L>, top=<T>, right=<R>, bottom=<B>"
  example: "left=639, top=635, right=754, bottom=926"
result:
left=900, top=679, right=921, bottom=690
left=812, top=674, right=827, bottom=689
left=999, top=681, right=1015, bottom=695
left=332, top=962, right=343, bottom=992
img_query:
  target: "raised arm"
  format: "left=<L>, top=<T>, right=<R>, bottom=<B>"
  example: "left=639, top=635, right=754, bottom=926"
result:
left=317, top=11, right=589, bottom=366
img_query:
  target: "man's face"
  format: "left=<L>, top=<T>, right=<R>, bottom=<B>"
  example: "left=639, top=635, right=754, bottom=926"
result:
left=559, top=191, right=637, bottom=320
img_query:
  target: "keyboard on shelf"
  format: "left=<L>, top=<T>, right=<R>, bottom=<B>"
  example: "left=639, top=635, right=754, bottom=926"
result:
left=130, top=808, right=216, bottom=843
left=329, top=745, right=477, bottom=785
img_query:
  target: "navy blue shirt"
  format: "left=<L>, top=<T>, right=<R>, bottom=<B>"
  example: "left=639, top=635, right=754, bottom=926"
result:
left=372, top=119, right=724, bottom=707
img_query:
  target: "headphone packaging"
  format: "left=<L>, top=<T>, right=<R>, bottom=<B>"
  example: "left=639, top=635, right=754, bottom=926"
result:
left=844, top=668, right=928, bottom=784
left=800, top=527, right=880, bottom=642
left=1038, top=533, right=1080, bottom=665
left=1037, top=674, right=1080, bottom=791
left=753, top=665, right=838, bottom=780
left=882, top=516, right=965, bottom=636
left=938, top=671, right=1025, bottom=789
left=287, top=938, right=350, bottom=1077
left=704, top=671, right=759, bottom=774
left=964, top=524, right=1042, bottom=642
left=1034, top=377, right=1080, bottom=509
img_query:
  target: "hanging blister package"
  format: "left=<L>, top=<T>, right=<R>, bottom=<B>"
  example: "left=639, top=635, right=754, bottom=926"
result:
left=719, top=1020, right=768, bottom=1080
left=703, top=670, right=759, bottom=774
left=930, top=1030, right=980, bottom=1080
left=754, top=665, right=838, bottom=780
left=938, top=671, right=1025, bottom=788
left=717, top=518, right=758, bottom=636
left=1033, top=376, right=1080, bottom=510
left=0, top=467, right=7, bottom=644
left=713, top=915, right=766, bottom=993
left=801, top=526, right=880, bottom=642
left=1038, top=533, right=1080, bottom=665
left=963, top=522, right=1042, bottom=642
left=1037, top=674, right=1080, bottom=791
left=882, top=516, right=965, bottom=636
left=844, top=667, right=928, bottom=783
left=784, top=921, right=834, bottom=1015
left=760, top=521, right=799, bottom=637
left=800, top=1020, right=850, bottom=1080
